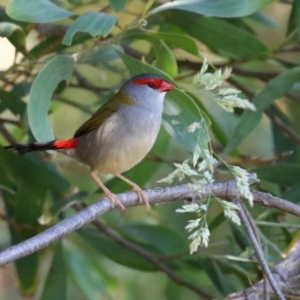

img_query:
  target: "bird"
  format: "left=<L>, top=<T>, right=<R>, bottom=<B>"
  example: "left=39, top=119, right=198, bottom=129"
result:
left=4, top=73, right=175, bottom=210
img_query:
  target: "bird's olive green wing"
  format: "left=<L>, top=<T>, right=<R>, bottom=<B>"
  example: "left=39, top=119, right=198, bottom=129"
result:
left=74, top=89, right=134, bottom=137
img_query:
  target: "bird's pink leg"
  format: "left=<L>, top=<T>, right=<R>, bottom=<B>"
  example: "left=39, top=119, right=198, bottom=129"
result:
left=91, top=172, right=126, bottom=210
left=115, top=174, right=151, bottom=211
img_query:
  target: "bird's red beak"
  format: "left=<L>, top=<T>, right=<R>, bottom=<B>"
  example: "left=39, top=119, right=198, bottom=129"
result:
left=160, top=80, right=175, bottom=92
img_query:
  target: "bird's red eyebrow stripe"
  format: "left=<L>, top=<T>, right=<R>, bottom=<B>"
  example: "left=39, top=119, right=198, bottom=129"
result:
left=54, top=138, right=78, bottom=149
left=134, top=78, right=162, bottom=87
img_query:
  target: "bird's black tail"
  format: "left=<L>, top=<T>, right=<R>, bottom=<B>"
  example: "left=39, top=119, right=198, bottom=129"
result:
left=4, top=138, right=79, bottom=154
left=3, top=141, right=57, bottom=154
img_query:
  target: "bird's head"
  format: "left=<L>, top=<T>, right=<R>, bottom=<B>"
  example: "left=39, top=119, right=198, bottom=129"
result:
left=121, top=74, right=175, bottom=109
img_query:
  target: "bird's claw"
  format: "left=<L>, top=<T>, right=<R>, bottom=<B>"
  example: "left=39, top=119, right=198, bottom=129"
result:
left=131, top=185, right=150, bottom=211
left=105, top=191, right=126, bottom=210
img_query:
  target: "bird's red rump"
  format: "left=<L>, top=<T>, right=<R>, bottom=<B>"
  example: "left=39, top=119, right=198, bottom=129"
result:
left=54, top=138, right=78, bottom=149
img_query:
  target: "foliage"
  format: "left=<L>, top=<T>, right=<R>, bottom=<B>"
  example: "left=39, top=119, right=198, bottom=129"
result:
left=0, top=0, right=300, bottom=299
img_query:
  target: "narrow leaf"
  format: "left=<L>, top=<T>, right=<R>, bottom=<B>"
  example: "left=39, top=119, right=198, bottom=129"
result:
left=124, top=30, right=199, bottom=57
left=163, top=12, right=268, bottom=58
left=63, top=11, right=117, bottom=46
left=28, top=55, right=75, bottom=142
left=122, top=32, right=178, bottom=76
left=151, top=0, right=275, bottom=18
left=0, top=89, right=26, bottom=116
left=153, top=40, right=178, bottom=77
left=254, top=164, right=300, bottom=186
left=6, top=0, right=73, bottom=23
left=0, top=147, right=70, bottom=193
left=65, top=242, right=109, bottom=299
left=164, top=90, right=209, bottom=152
left=116, top=47, right=173, bottom=81
left=224, top=67, right=300, bottom=154
left=109, top=0, right=126, bottom=11
left=0, top=22, right=26, bottom=52
left=79, top=228, right=156, bottom=271
left=282, top=182, right=300, bottom=203
left=41, top=243, right=67, bottom=300
left=295, top=0, right=300, bottom=39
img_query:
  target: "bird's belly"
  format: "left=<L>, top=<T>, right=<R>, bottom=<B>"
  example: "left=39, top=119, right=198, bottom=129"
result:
left=95, top=134, right=153, bottom=174
left=74, top=111, right=161, bottom=174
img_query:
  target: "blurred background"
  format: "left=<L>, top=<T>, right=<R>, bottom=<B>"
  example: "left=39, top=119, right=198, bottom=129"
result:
left=1, top=0, right=300, bottom=299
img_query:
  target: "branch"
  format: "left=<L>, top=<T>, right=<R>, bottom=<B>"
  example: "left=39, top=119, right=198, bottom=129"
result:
left=0, top=174, right=259, bottom=265
left=0, top=122, right=17, bottom=144
left=235, top=201, right=286, bottom=300
left=0, top=173, right=299, bottom=270
left=227, top=238, right=300, bottom=299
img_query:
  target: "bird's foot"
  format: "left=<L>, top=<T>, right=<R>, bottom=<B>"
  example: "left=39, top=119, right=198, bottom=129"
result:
left=104, top=190, right=126, bottom=210
left=115, top=174, right=151, bottom=211
left=131, top=184, right=151, bottom=211
left=90, top=172, right=126, bottom=210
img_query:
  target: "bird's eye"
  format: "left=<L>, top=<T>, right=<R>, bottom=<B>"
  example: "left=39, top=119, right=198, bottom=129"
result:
left=147, top=82, right=155, bottom=88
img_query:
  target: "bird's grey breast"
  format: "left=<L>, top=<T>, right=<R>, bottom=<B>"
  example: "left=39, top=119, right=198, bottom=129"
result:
left=75, top=103, right=163, bottom=174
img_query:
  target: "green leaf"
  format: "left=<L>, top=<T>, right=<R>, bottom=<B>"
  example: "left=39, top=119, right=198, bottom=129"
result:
left=116, top=47, right=174, bottom=81
left=162, top=12, right=268, bottom=58
left=270, top=105, right=297, bottom=163
left=41, top=243, right=67, bottom=300
left=123, top=32, right=178, bottom=77
left=0, top=22, right=26, bottom=53
left=248, top=11, right=278, bottom=28
left=0, top=89, right=26, bottom=116
left=79, top=228, right=156, bottom=271
left=224, top=67, right=300, bottom=154
left=201, top=259, right=235, bottom=295
left=29, top=34, right=90, bottom=59
left=151, top=31, right=199, bottom=56
left=123, top=30, right=199, bottom=68
left=151, top=0, right=275, bottom=18
left=282, top=182, right=300, bottom=203
left=62, top=11, right=117, bottom=46
left=121, top=223, right=188, bottom=254
left=78, top=45, right=119, bottom=65
left=41, top=191, right=88, bottom=223
left=153, top=40, right=178, bottom=77
left=254, top=164, right=300, bottom=186
left=295, top=0, right=300, bottom=39
left=6, top=0, right=73, bottom=22
left=109, top=0, right=126, bottom=11
left=28, top=55, right=75, bottom=142
left=124, top=29, right=200, bottom=70
left=0, top=147, right=70, bottom=193
left=164, top=90, right=209, bottom=152
left=15, top=254, right=39, bottom=294
left=65, top=241, right=109, bottom=299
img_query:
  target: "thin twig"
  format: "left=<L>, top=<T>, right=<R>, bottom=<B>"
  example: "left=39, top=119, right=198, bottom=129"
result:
left=265, top=109, right=300, bottom=144
left=0, top=122, right=17, bottom=144
left=53, top=95, right=94, bottom=114
left=0, top=118, right=21, bottom=126
left=242, top=206, right=270, bottom=300
left=73, top=69, right=107, bottom=96
left=235, top=201, right=286, bottom=300
left=0, top=211, right=41, bottom=231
